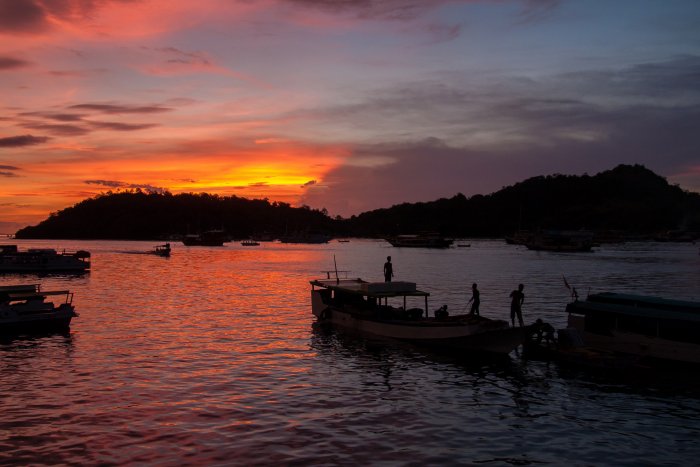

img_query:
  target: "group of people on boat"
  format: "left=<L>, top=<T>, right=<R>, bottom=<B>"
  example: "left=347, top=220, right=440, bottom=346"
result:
left=382, top=256, right=527, bottom=327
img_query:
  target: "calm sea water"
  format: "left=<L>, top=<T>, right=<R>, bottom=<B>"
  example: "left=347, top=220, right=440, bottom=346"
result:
left=1, top=239, right=699, bottom=466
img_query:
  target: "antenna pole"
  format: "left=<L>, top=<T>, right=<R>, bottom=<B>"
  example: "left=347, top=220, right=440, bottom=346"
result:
left=334, top=255, right=339, bottom=284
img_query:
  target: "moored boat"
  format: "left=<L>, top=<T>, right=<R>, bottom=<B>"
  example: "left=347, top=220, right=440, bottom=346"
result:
left=0, top=284, right=78, bottom=333
left=385, top=232, right=454, bottom=248
left=310, top=277, right=525, bottom=354
left=182, top=230, right=227, bottom=246
left=560, top=293, right=700, bottom=365
left=0, top=244, right=90, bottom=272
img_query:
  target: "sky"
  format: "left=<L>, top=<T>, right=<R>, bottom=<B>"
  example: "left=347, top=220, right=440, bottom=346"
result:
left=1, top=0, right=700, bottom=232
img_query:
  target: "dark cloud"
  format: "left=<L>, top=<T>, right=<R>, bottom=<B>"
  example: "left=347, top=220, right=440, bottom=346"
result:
left=300, top=56, right=700, bottom=216
left=0, top=56, right=31, bottom=70
left=0, top=0, right=136, bottom=34
left=20, top=111, right=85, bottom=122
left=0, top=0, right=46, bottom=33
left=0, top=165, right=20, bottom=177
left=88, top=121, right=159, bottom=131
left=21, top=123, right=91, bottom=136
left=69, top=103, right=173, bottom=114
left=84, top=179, right=167, bottom=193
left=282, top=0, right=438, bottom=20
left=0, top=134, right=49, bottom=147
left=301, top=180, right=317, bottom=187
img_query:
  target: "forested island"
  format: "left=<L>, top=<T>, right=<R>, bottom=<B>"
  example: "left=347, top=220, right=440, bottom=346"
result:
left=15, top=164, right=700, bottom=240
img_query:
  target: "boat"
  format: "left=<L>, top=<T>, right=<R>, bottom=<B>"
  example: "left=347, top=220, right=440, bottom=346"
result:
left=310, top=277, right=525, bottom=354
left=524, top=230, right=594, bottom=252
left=241, top=240, right=260, bottom=246
left=558, top=293, right=700, bottom=365
left=0, top=284, right=78, bottom=333
left=182, top=230, right=227, bottom=246
left=0, top=244, right=90, bottom=273
left=151, top=243, right=171, bottom=256
left=385, top=232, right=454, bottom=248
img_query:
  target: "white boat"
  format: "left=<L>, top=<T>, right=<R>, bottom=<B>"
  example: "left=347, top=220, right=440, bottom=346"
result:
left=0, top=284, right=78, bottom=333
left=310, top=277, right=525, bottom=354
left=563, top=293, right=700, bottom=364
left=0, top=244, right=90, bottom=272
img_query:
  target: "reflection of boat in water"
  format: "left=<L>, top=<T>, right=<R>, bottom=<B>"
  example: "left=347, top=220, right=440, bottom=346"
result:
left=0, top=244, right=90, bottom=272
left=310, top=277, right=525, bottom=354
left=151, top=243, right=171, bottom=256
left=0, top=284, right=78, bottom=333
left=524, top=230, right=594, bottom=252
left=182, top=230, right=227, bottom=246
left=385, top=233, right=454, bottom=248
left=540, top=293, right=700, bottom=365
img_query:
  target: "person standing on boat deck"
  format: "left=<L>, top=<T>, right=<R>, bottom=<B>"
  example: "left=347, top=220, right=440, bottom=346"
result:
left=510, top=284, right=525, bottom=327
left=468, top=283, right=480, bottom=316
left=383, top=256, right=394, bottom=282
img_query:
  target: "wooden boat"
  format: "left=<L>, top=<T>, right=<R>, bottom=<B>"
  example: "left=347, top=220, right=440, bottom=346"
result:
left=0, top=244, right=90, bottom=272
left=561, top=293, right=700, bottom=364
left=151, top=243, right=171, bottom=256
left=0, top=284, right=77, bottom=333
left=310, top=277, right=525, bottom=354
left=182, top=230, right=227, bottom=246
left=385, top=232, right=454, bottom=248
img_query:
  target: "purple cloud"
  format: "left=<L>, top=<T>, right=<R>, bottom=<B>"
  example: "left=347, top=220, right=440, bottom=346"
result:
left=0, top=134, right=49, bottom=147
left=0, top=56, right=31, bottom=70
left=69, top=103, right=173, bottom=114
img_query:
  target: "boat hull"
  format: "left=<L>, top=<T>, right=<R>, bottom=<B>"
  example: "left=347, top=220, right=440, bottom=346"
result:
left=312, top=290, right=524, bottom=354
left=0, top=305, right=76, bottom=334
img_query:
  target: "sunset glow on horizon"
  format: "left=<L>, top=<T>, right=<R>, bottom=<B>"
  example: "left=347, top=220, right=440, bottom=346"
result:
left=2, top=0, right=700, bottom=232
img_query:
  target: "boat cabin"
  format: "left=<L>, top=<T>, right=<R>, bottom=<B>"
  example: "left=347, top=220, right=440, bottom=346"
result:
left=566, top=293, right=700, bottom=346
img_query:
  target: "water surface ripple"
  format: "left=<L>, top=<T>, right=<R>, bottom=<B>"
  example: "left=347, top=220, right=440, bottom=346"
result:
left=1, top=239, right=699, bottom=465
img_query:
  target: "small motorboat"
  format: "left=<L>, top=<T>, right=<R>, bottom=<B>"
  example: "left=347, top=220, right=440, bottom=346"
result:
left=151, top=243, right=171, bottom=257
left=0, top=284, right=78, bottom=334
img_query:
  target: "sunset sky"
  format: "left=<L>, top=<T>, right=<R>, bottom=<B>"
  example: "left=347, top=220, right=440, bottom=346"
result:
left=1, top=0, right=700, bottom=232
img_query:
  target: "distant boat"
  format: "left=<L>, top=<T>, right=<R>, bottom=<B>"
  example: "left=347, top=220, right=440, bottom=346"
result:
left=337, top=239, right=350, bottom=243
left=524, top=230, right=594, bottom=252
left=0, top=284, right=78, bottom=334
left=0, top=244, right=90, bottom=272
left=385, top=232, right=454, bottom=248
left=151, top=243, right=171, bottom=257
left=241, top=240, right=260, bottom=246
left=310, top=276, right=525, bottom=355
left=182, top=230, right=227, bottom=246
left=550, top=292, right=700, bottom=365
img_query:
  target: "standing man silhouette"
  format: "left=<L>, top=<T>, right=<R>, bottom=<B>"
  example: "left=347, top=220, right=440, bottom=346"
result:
left=383, top=256, right=393, bottom=282
left=509, top=283, right=525, bottom=327
left=468, top=283, right=480, bottom=316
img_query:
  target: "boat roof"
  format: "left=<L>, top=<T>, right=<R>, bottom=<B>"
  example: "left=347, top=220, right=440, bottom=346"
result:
left=7, top=290, right=71, bottom=299
left=567, top=292, right=700, bottom=322
left=310, top=278, right=430, bottom=298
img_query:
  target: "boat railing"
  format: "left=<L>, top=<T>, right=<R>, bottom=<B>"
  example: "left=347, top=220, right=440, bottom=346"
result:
left=321, top=270, right=350, bottom=279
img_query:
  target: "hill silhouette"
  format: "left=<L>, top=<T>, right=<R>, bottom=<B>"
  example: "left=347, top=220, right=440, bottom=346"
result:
left=15, top=164, right=700, bottom=240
